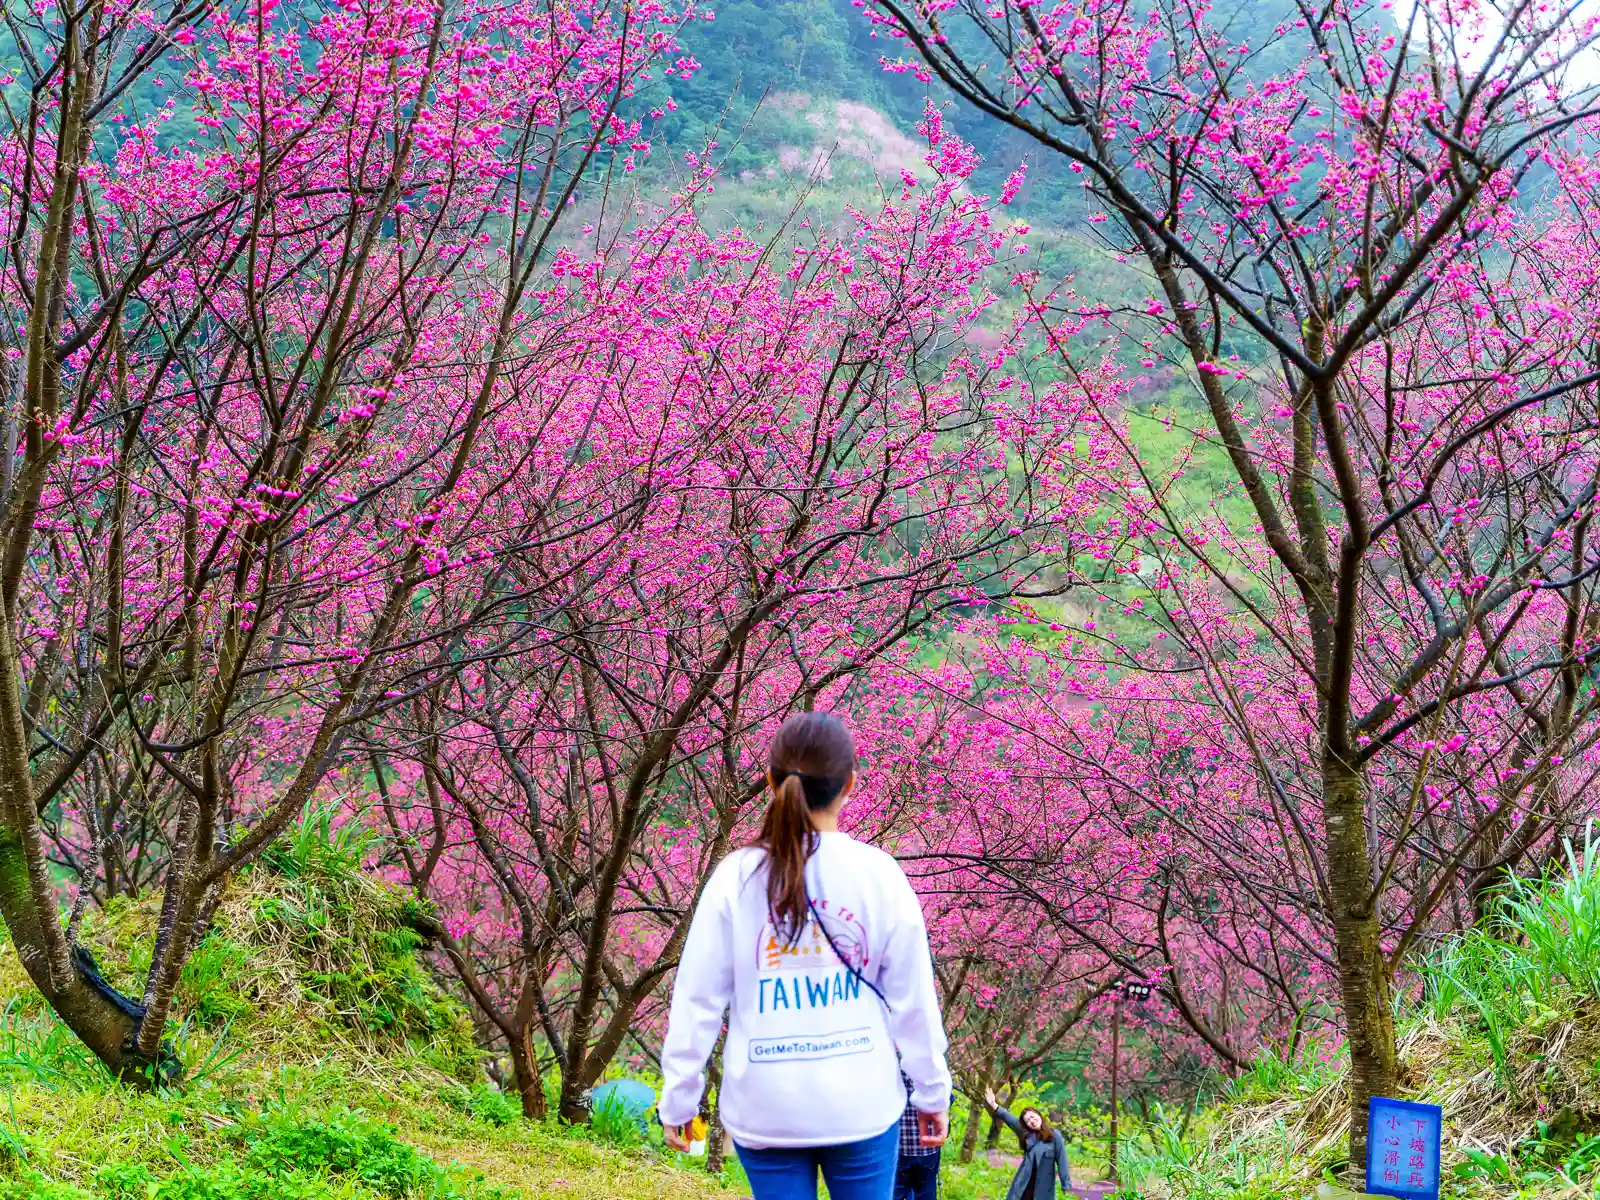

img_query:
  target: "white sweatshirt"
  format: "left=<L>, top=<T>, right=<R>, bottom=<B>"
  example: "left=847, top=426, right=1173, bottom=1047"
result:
left=659, top=831, right=952, bottom=1148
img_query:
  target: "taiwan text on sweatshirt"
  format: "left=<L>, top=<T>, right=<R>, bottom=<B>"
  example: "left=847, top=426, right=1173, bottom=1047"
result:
left=658, top=831, right=952, bottom=1148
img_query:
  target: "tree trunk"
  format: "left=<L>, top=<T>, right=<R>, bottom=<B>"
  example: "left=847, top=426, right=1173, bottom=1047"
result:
left=1465, top=806, right=1509, bottom=924
left=986, top=1111, right=1005, bottom=1151
left=0, top=619, right=168, bottom=1082
left=705, top=1027, right=727, bottom=1173
left=1322, top=756, right=1397, bottom=1171
left=556, top=638, right=753, bottom=1123
left=0, top=836, right=135, bottom=1058
left=136, top=820, right=207, bottom=1058
left=958, top=1098, right=983, bottom=1163
left=556, top=782, right=645, bottom=1121
left=706, top=1098, right=727, bottom=1174
left=508, top=1024, right=547, bottom=1120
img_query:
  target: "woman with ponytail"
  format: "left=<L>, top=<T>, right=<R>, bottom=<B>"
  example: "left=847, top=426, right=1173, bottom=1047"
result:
left=659, top=712, right=952, bottom=1200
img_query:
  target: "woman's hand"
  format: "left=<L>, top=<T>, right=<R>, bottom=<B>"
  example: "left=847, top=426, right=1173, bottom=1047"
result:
left=918, top=1110, right=950, bottom=1148
left=984, top=1086, right=998, bottom=1110
left=662, top=1123, right=691, bottom=1153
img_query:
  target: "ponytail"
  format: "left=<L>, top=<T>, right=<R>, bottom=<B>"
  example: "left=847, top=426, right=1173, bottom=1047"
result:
left=760, top=773, right=815, bottom=944
left=754, top=711, right=857, bottom=946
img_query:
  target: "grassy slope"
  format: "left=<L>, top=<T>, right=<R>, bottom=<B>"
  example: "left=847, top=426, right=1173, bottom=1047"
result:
left=1118, top=851, right=1600, bottom=1200
left=0, top=815, right=737, bottom=1199
left=41, top=793, right=1600, bottom=1200
left=0, top=813, right=1035, bottom=1199
left=53, top=720, right=1600, bottom=1200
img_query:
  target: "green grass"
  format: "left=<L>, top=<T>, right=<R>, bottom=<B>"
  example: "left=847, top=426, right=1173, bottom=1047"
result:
left=437, top=1084, right=520, bottom=1129
left=1113, top=836, right=1600, bottom=1199
left=1221, top=1033, right=1343, bottom=1107
left=1421, top=834, right=1600, bottom=1087
left=1405, top=833, right=1600, bottom=1196
left=37, top=807, right=1600, bottom=1200
left=0, top=804, right=1048, bottom=1199
left=0, top=807, right=742, bottom=1200
left=0, top=1013, right=517, bottom=1198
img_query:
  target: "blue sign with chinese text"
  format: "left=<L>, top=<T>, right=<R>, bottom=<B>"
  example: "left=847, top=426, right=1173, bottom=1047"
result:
left=1366, top=1096, right=1441, bottom=1200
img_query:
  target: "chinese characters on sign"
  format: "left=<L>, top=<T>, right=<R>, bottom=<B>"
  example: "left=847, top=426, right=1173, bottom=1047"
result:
left=1365, top=1096, right=1441, bottom=1200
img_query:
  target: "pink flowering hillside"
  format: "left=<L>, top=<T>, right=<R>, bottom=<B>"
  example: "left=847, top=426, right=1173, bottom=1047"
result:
left=5, top=0, right=1600, bottom=1193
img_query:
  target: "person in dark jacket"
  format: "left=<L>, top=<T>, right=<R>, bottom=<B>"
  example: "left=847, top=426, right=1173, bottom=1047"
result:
left=983, top=1087, right=1071, bottom=1200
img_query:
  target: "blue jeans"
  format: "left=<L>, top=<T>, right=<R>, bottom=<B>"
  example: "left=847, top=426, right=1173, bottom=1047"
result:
left=895, top=1149, right=940, bottom=1200
left=736, top=1122, right=899, bottom=1200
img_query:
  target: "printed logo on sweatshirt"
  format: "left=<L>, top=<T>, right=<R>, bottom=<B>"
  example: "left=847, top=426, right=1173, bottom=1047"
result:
left=758, top=900, right=867, bottom=972
left=755, top=900, right=873, bottom=1016
left=747, top=1027, right=875, bottom=1063
left=757, top=970, right=863, bottom=1013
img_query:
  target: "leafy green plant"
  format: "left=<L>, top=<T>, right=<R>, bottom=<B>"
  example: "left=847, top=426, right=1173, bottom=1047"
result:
left=0, top=1173, right=90, bottom=1199
left=6, top=1103, right=515, bottom=1200
left=1453, top=1146, right=1520, bottom=1186
left=587, top=1090, right=648, bottom=1148
left=1497, top=831, right=1600, bottom=995
left=1420, top=830, right=1600, bottom=1086
left=243, top=1109, right=425, bottom=1190
left=1423, top=935, right=1528, bottom=1082
left=1224, top=1032, right=1339, bottom=1103
left=134, top=1158, right=354, bottom=1200
left=1137, top=1101, right=1195, bottom=1168
left=438, top=1083, right=519, bottom=1128
left=1560, top=1132, right=1600, bottom=1178
left=1505, top=1115, right=1600, bottom=1189
left=263, top=803, right=383, bottom=883
left=235, top=1106, right=494, bottom=1197
left=93, top=1162, right=155, bottom=1199
left=180, top=935, right=254, bottom=1027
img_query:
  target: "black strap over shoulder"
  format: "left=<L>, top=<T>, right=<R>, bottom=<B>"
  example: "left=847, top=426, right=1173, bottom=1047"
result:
left=806, top=897, right=892, bottom=1013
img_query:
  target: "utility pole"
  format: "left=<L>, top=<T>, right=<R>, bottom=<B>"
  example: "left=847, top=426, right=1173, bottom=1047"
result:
left=1108, top=979, right=1152, bottom=1184
left=1109, top=989, right=1121, bottom=1183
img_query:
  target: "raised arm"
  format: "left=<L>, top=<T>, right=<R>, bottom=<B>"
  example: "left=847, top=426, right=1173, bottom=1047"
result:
left=983, top=1085, right=1023, bottom=1134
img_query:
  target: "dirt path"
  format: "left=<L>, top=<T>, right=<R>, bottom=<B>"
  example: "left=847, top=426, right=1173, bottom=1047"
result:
left=985, top=1151, right=1124, bottom=1198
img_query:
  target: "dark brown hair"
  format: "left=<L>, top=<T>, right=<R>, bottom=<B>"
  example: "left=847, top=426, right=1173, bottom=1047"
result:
left=1018, top=1107, right=1054, bottom=1145
left=755, top=712, right=856, bottom=943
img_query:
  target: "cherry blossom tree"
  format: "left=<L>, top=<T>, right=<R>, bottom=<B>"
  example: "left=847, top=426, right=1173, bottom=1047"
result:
left=0, top=0, right=686, bottom=1078
left=863, top=0, right=1600, bottom=1162
left=370, top=118, right=1120, bottom=1119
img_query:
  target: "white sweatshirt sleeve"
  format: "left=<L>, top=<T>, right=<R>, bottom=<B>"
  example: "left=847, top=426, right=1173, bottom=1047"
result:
left=658, top=862, right=736, bottom=1128
left=877, top=864, right=952, bottom=1113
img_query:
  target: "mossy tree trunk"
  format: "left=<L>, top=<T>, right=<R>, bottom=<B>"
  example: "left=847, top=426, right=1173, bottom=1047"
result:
left=508, top=1026, right=548, bottom=1121
left=1321, top=757, right=1396, bottom=1169
left=704, top=1027, right=728, bottom=1173
left=957, top=1097, right=983, bottom=1163
left=0, top=1, right=163, bottom=1084
left=985, top=1110, right=1005, bottom=1152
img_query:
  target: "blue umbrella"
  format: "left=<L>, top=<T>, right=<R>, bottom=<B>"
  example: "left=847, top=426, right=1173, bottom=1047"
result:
left=590, top=1078, right=657, bottom=1128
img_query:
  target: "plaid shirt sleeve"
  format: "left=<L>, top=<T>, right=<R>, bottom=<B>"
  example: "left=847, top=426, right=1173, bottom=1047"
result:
left=899, top=1071, right=939, bottom=1157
